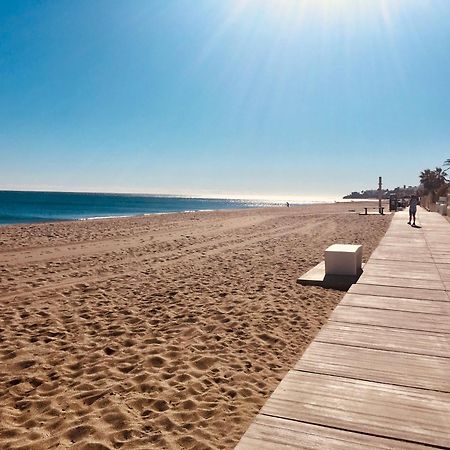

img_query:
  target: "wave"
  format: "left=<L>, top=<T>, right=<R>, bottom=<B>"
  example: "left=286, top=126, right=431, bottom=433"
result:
left=78, top=215, right=132, bottom=221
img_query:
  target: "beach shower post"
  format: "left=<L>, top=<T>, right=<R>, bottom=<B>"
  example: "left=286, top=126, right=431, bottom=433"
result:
left=378, top=176, right=382, bottom=214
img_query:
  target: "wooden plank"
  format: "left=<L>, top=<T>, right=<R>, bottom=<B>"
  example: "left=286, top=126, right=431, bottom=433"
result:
left=365, top=258, right=436, bottom=272
left=235, top=415, right=428, bottom=450
left=378, top=243, right=429, bottom=249
left=261, top=371, right=450, bottom=448
left=364, top=260, right=435, bottom=268
left=370, top=252, right=433, bottom=263
left=295, top=341, right=450, bottom=392
left=361, top=267, right=441, bottom=282
left=371, top=246, right=431, bottom=254
left=341, top=293, right=450, bottom=315
left=315, top=322, right=450, bottom=358
left=378, top=240, right=428, bottom=247
left=437, top=265, right=450, bottom=281
left=348, top=283, right=449, bottom=301
left=357, top=275, right=445, bottom=290
left=330, top=305, right=450, bottom=333
left=434, top=256, right=450, bottom=265
left=429, top=245, right=450, bottom=251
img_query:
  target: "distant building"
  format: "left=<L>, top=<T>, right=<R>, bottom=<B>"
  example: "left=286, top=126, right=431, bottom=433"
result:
left=343, top=185, right=419, bottom=200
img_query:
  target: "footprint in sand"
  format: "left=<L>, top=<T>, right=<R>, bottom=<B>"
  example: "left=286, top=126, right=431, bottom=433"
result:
left=103, top=411, right=129, bottom=430
left=64, top=425, right=93, bottom=443
left=191, top=356, right=216, bottom=371
left=146, top=355, right=166, bottom=368
left=151, top=399, right=169, bottom=412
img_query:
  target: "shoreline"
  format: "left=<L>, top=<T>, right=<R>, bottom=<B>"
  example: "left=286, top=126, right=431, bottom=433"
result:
left=0, top=203, right=391, bottom=449
left=0, top=199, right=384, bottom=228
left=1, top=190, right=337, bottom=228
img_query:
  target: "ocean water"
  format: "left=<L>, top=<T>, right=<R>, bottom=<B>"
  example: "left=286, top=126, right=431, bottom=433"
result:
left=0, top=191, right=285, bottom=226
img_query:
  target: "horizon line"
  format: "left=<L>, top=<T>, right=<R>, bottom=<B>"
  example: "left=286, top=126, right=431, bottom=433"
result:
left=0, top=187, right=343, bottom=203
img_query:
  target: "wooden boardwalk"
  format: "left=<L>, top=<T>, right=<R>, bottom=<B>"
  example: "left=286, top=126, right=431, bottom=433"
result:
left=236, top=209, right=450, bottom=449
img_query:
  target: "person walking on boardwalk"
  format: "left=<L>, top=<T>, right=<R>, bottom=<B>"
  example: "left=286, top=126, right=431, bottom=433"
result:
left=407, top=193, right=419, bottom=226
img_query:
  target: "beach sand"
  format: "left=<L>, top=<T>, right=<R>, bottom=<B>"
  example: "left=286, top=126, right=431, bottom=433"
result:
left=0, top=203, right=391, bottom=449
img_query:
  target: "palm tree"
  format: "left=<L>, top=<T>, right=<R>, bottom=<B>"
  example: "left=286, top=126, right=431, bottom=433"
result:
left=444, top=158, right=450, bottom=173
left=437, top=182, right=449, bottom=198
left=419, top=167, right=448, bottom=201
left=438, top=163, right=450, bottom=197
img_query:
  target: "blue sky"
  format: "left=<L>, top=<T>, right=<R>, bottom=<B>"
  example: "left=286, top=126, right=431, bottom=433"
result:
left=0, top=0, right=449, bottom=200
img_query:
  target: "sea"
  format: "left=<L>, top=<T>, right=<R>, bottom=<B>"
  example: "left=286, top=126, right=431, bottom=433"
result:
left=0, top=190, right=295, bottom=226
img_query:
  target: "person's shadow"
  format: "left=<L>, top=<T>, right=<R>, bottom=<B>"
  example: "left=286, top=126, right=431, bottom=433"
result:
left=411, top=224, right=422, bottom=228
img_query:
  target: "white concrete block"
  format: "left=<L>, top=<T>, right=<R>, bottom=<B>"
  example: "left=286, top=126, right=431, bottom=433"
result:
left=325, top=244, right=362, bottom=276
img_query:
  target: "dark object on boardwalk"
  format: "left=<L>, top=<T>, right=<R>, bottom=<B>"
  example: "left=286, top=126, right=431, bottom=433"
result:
left=389, top=194, right=398, bottom=212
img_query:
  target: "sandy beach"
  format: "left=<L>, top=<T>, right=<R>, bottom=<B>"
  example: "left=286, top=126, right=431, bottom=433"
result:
left=0, top=203, right=391, bottom=450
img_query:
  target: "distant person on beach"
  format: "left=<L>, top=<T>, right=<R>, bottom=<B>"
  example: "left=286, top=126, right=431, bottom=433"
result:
left=286, top=202, right=290, bottom=208
left=408, top=193, right=420, bottom=226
